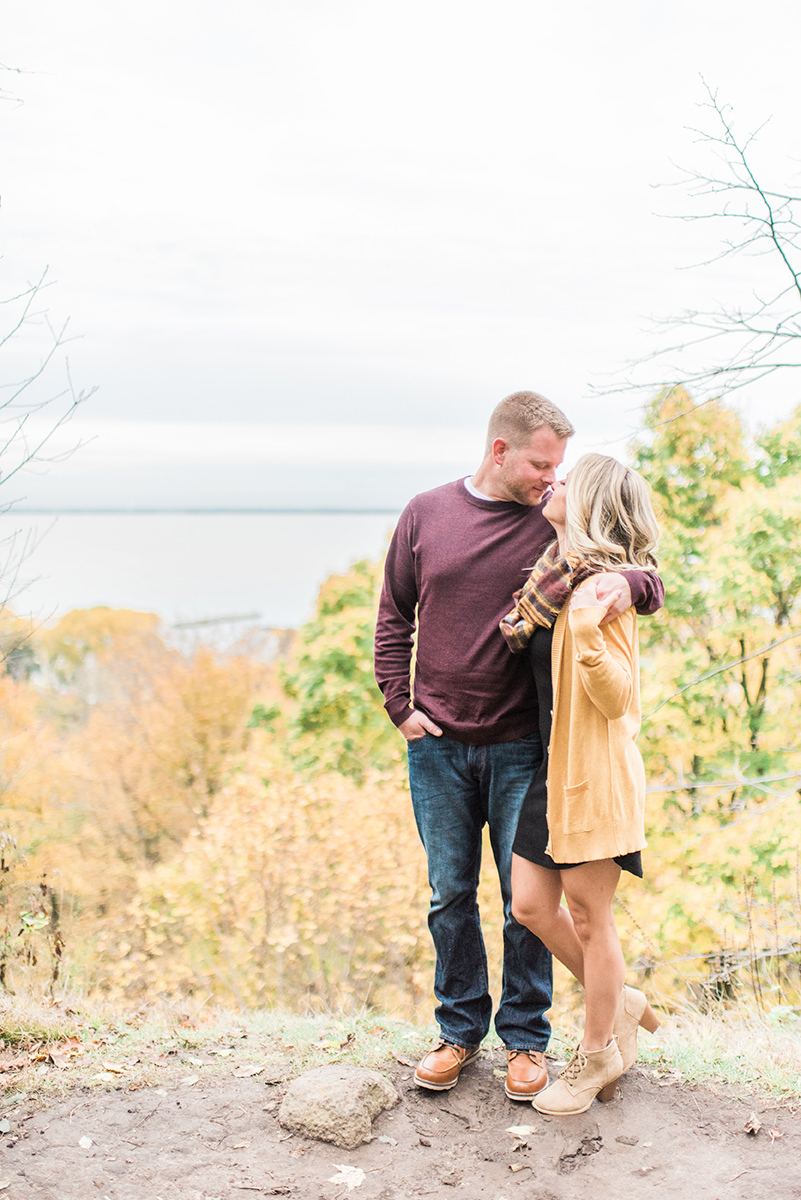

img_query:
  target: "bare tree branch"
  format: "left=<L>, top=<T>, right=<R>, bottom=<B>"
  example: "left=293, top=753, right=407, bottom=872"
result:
left=642, top=627, right=801, bottom=719
left=597, top=80, right=801, bottom=401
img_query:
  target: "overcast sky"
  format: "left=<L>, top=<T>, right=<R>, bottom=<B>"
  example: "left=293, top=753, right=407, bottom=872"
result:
left=4, top=0, right=801, bottom=508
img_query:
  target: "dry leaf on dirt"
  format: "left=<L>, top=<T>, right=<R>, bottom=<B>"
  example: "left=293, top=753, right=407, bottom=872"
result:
left=180, top=1074, right=200, bottom=1086
left=0, top=1055, right=27, bottom=1073
left=328, top=1164, right=366, bottom=1189
left=769, top=1129, right=783, bottom=1143
left=393, top=1055, right=417, bottom=1068
left=506, top=1125, right=536, bottom=1137
left=0, top=1181, right=10, bottom=1191
left=743, top=1113, right=762, bottom=1135
left=232, top=1064, right=263, bottom=1078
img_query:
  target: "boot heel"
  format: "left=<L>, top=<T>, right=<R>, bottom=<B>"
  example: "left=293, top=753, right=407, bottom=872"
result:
left=597, top=1078, right=619, bottom=1103
left=639, top=1002, right=660, bottom=1034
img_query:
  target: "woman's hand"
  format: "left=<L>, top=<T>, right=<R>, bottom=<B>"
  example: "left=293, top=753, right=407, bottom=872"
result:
left=571, top=573, right=632, bottom=623
left=570, top=578, right=606, bottom=611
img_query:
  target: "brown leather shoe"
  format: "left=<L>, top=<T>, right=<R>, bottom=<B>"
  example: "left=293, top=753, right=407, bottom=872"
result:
left=414, top=1041, right=481, bottom=1090
left=505, top=1048, right=548, bottom=1100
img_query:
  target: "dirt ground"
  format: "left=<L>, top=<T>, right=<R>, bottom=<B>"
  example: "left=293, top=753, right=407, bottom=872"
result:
left=1, top=1044, right=799, bottom=1200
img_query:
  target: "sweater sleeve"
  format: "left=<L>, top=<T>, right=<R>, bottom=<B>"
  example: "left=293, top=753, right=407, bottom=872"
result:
left=374, top=506, right=418, bottom=727
left=625, top=569, right=664, bottom=616
left=568, top=606, right=635, bottom=721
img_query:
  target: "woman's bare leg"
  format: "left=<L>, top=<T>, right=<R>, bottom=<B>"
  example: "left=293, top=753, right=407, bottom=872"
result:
left=511, top=853, right=585, bottom=984
left=560, top=859, right=624, bottom=1051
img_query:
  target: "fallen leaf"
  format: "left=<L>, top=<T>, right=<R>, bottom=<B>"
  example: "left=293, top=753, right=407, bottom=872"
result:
left=101, top=1062, right=126, bottom=1075
left=186, top=1057, right=206, bottom=1067
left=492, top=1068, right=506, bottom=1080
left=744, top=1114, right=762, bottom=1136
left=769, top=1128, right=783, bottom=1143
left=180, top=1074, right=200, bottom=1086
left=79, top=1136, right=93, bottom=1149
left=510, top=1163, right=529, bottom=1173
left=393, top=1055, right=417, bottom=1068
left=0, top=1182, right=9, bottom=1191
left=232, top=1141, right=251, bottom=1149
left=339, top=1032, right=355, bottom=1049
left=48, top=1049, right=71, bottom=1070
left=0, top=1120, right=10, bottom=1134
left=92, top=1072, right=117, bottom=1082
left=328, top=1164, right=366, bottom=1190
left=0, top=1056, right=27, bottom=1073
left=506, top=1124, right=536, bottom=1137
left=378, top=1135, right=397, bottom=1145
left=232, top=1064, right=263, bottom=1078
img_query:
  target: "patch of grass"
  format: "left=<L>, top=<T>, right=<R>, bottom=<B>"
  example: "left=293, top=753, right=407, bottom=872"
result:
left=637, top=1003, right=801, bottom=1098
left=0, top=994, right=86, bottom=1046
left=0, top=993, right=443, bottom=1107
left=2, top=990, right=799, bottom=1110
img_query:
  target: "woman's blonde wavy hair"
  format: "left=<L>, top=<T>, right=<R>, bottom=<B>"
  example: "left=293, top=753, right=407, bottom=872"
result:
left=565, top=453, right=659, bottom=572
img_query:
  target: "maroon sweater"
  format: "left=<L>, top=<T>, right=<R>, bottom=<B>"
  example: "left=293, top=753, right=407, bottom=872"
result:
left=374, top=479, right=664, bottom=745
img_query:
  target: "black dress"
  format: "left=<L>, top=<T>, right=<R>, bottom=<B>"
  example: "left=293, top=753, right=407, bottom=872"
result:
left=512, top=624, right=643, bottom=877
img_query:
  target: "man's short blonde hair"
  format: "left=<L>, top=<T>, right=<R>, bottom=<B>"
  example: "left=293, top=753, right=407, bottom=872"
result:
left=485, top=390, right=575, bottom=453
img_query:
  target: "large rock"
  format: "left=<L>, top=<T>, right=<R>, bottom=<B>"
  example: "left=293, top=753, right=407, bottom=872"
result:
left=278, top=1065, right=398, bottom=1149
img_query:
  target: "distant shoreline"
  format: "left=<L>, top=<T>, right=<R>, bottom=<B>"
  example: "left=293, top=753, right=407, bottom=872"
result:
left=10, top=508, right=402, bottom=516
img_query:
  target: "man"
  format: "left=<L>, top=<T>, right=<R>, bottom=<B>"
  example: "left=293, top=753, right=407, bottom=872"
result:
left=374, top=391, right=663, bottom=1099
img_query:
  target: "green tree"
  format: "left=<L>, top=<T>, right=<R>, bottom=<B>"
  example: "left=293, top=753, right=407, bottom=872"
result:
left=632, top=389, right=801, bottom=798
left=281, top=558, right=401, bottom=780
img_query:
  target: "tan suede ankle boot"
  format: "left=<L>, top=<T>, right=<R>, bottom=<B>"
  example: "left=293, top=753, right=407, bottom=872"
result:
left=614, top=985, right=660, bottom=1073
left=531, top=1039, right=623, bottom=1116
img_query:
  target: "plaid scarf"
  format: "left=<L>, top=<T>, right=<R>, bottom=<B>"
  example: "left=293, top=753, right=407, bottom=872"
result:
left=499, top=542, right=592, bottom=653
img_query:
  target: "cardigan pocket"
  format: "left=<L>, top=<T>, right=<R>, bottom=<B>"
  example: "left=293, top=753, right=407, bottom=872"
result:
left=561, top=780, right=594, bottom=833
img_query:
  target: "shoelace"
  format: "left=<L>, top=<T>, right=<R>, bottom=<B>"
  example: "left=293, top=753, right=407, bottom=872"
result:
left=559, top=1047, right=587, bottom=1081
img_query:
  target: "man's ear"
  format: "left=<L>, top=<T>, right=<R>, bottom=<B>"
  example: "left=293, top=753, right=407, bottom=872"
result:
left=492, top=437, right=510, bottom=466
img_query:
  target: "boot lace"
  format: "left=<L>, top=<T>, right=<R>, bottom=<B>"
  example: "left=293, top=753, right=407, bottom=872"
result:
left=559, top=1047, right=587, bottom=1082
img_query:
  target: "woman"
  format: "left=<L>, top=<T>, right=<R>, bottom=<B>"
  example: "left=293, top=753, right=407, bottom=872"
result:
left=502, top=453, right=660, bottom=1115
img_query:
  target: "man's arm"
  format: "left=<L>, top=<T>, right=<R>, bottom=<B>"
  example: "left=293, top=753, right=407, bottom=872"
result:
left=374, top=507, right=441, bottom=737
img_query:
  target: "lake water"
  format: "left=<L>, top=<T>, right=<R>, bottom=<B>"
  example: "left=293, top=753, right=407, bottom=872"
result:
left=5, top=511, right=402, bottom=629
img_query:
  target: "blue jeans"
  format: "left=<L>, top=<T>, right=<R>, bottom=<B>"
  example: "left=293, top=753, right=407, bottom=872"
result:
left=406, top=731, right=552, bottom=1050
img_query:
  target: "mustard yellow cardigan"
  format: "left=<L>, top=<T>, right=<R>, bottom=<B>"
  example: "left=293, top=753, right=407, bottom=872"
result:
left=546, top=601, right=646, bottom=864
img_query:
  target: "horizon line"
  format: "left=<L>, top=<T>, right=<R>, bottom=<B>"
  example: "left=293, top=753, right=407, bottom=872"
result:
left=9, top=507, right=403, bottom=516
